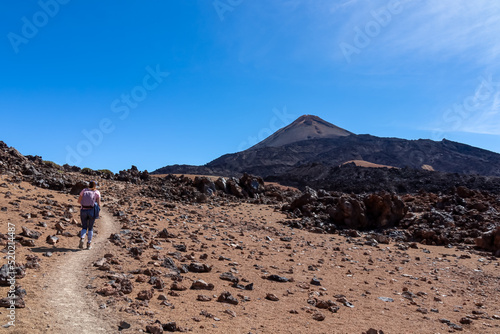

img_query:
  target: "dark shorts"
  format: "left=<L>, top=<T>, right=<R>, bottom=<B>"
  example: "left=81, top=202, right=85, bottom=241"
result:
left=80, top=209, right=96, bottom=231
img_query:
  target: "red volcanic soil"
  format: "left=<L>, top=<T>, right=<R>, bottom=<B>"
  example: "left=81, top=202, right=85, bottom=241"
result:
left=1, top=175, right=499, bottom=333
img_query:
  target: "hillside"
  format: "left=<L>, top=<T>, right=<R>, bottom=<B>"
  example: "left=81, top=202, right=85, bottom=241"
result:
left=154, top=115, right=500, bottom=180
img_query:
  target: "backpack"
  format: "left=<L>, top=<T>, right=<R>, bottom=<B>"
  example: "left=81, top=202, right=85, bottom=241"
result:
left=81, top=189, right=96, bottom=208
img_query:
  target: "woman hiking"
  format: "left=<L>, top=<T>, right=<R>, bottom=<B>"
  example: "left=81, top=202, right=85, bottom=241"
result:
left=77, top=180, right=101, bottom=250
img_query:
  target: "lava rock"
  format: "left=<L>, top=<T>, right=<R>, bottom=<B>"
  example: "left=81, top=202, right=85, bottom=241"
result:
left=217, top=291, right=238, bottom=305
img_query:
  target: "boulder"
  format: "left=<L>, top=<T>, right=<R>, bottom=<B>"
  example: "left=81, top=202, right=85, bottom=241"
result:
left=475, top=226, right=500, bottom=253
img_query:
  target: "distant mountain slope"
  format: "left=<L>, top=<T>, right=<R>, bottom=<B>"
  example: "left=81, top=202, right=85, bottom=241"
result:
left=203, top=135, right=500, bottom=177
left=153, top=115, right=500, bottom=178
left=249, top=114, right=352, bottom=150
left=266, top=162, right=500, bottom=194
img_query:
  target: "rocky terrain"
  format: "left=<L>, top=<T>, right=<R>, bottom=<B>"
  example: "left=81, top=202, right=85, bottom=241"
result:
left=0, top=140, right=499, bottom=333
left=267, top=162, right=500, bottom=194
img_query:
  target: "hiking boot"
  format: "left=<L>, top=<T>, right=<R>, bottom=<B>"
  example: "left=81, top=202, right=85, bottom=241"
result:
left=86, top=242, right=92, bottom=250
left=78, top=238, right=85, bottom=249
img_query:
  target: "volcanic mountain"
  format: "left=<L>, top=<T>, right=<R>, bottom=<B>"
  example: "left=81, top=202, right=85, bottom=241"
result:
left=153, top=115, right=500, bottom=180
left=249, top=114, right=353, bottom=149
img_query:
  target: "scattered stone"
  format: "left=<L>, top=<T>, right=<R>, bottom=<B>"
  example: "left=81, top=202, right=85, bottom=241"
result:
left=312, top=311, right=325, bottom=321
left=46, top=235, right=59, bottom=245
left=21, top=226, right=41, bottom=239
left=264, top=274, right=290, bottom=282
left=0, top=296, right=25, bottom=308
left=266, top=293, right=279, bottom=301
left=219, top=272, right=239, bottom=283
left=224, top=309, right=237, bottom=317
left=170, top=282, right=187, bottom=291
left=158, top=228, right=175, bottom=238
left=97, top=284, right=119, bottom=296
left=118, top=321, right=131, bottom=330
left=19, top=238, right=36, bottom=247
left=146, top=324, right=163, bottom=334
left=336, top=297, right=354, bottom=308
left=310, top=277, right=321, bottom=286
left=120, top=279, right=134, bottom=294
left=364, top=329, right=384, bottom=334
left=197, top=295, right=212, bottom=302
left=314, top=299, right=332, bottom=309
left=297, top=283, right=310, bottom=289
left=55, top=222, right=66, bottom=234
left=0, top=264, right=25, bottom=285
left=188, top=262, right=212, bottom=273
left=94, top=258, right=107, bottom=267
left=190, top=279, right=214, bottom=290
left=163, top=322, right=178, bottom=332
left=137, top=290, right=154, bottom=301
left=217, top=291, right=238, bottom=305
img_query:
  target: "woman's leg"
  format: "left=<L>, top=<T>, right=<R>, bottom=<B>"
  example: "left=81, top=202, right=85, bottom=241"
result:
left=80, top=210, right=89, bottom=238
left=87, top=216, right=96, bottom=243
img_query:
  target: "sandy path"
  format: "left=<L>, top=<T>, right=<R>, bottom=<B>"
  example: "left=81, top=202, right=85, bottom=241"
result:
left=41, top=209, right=119, bottom=333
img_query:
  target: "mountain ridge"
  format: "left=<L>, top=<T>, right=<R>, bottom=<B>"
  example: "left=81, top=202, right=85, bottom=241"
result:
left=153, top=115, right=500, bottom=179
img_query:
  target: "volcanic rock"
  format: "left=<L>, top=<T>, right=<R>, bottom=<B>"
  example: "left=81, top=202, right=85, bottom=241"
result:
left=46, top=235, right=59, bottom=245
left=190, top=280, right=214, bottom=290
left=217, top=291, right=238, bottom=305
left=188, top=262, right=212, bottom=273
left=21, top=226, right=41, bottom=239
left=137, top=289, right=154, bottom=300
left=266, top=293, right=279, bottom=301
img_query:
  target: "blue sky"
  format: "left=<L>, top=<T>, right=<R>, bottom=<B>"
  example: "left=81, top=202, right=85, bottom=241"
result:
left=1, top=0, right=500, bottom=172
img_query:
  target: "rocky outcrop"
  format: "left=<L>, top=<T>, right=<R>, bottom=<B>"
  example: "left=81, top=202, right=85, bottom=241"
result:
left=280, top=185, right=500, bottom=253
left=116, top=165, right=150, bottom=184
left=140, top=173, right=296, bottom=205
left=475, top=226, right=500, bottom=256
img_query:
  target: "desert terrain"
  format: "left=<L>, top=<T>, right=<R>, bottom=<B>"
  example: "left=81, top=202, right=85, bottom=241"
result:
left=0, top=141, right=499, bottom=333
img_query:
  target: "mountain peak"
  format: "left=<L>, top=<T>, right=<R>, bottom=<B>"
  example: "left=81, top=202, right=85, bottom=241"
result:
left=249, top=115, right=353, bottom=150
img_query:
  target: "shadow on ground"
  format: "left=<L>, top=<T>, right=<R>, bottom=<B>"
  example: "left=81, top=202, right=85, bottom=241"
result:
left=30, top=246, right=80, bottom=254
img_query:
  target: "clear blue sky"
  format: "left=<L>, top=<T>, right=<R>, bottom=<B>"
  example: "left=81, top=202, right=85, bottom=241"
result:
left=1, top=1, right=500, bottom=172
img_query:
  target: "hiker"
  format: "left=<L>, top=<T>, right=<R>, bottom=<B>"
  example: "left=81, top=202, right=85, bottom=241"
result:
left=77, top=180, right=101, bottom=250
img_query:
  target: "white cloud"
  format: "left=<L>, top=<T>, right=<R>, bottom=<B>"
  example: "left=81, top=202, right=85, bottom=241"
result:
left=461, top=91, right=500, bottom=135
left=383, top=1, right=500, bottom=64
left=327, top=0, right=500, bottom=67
left=431, top=74, right=500, bottom=136
left=223, top=1, right=500, bottom=69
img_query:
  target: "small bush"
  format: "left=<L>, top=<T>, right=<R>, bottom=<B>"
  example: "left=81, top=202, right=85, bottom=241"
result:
left=81, top=167, right=94, bottom=175
left=98, top=169, right=115, bottom=179
left=42, top=160, right=62, bottom=169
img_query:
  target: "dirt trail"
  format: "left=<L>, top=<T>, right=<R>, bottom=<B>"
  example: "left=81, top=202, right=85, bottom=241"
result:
left=40, top=209, right=119, bottom=333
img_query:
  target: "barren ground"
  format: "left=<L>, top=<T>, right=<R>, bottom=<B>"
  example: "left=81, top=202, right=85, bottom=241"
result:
left=1, top=176, right=499, bottom=333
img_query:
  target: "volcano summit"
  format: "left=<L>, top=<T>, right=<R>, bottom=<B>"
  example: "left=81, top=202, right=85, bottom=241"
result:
left=154, top=115, right=500, bottom=182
